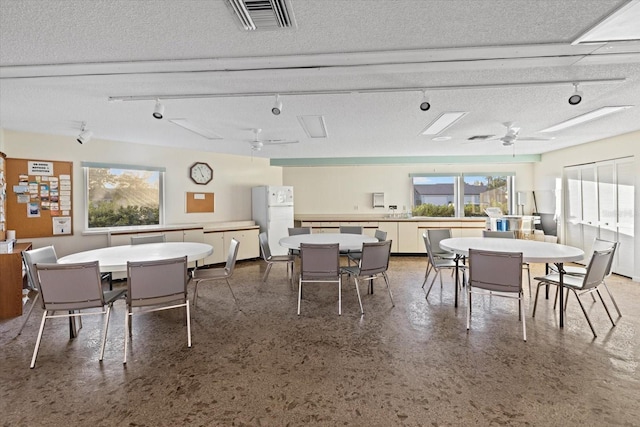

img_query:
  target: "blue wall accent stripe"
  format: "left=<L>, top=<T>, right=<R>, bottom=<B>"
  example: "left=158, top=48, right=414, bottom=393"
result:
left=270, top=155, right=541, bottom=167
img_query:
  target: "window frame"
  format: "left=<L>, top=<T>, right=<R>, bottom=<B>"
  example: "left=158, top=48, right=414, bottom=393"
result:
left=410, top=172, right=515, bottom=218
left=83, top=162, right=166, bottom=230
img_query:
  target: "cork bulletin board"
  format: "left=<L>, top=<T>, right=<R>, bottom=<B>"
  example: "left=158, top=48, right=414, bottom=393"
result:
left=186, top=192, right=214, bottom=213
left=6, top=158, right=73, bottom=239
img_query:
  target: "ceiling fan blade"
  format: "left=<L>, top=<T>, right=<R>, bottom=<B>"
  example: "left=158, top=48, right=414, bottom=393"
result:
left=263, top=139, right=299, bottom=145
left=516, top=136, right=555, bottom=141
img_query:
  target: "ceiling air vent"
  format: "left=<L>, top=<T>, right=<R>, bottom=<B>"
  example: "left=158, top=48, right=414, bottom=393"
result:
left=467, top=135, right=495, bottom=141
left=227, top=0, right=295, bottom=31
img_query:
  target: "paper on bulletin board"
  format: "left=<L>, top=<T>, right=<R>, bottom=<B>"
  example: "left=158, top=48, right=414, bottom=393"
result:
left=52, top=216, right=72, bottom=235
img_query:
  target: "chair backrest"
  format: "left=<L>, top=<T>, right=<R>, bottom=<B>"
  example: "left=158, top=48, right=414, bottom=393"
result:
left=258, top=232, right=272, bottom=261
left=468, top=249, right=523, bottom=293
left=35, top=261, right=104, bottom=310
left=582, top=248, right=615, bottom=291
left=339, top=226, right=363, bottom=234
left=374, top=229, right=388, bottom=241
left=300, top=243, right=340, bottom=279
left=482, top=230, right=516, bottom=239
left=591, top=238, right=618, bottom=276
left=22, top=246, right=58, bottom=291
left=426, top=229, right=452, bottom=255
left=225, top=238, right=240, bottom=275
left=359, top=240, right=392, bottom=276
left=127, top=256, right=187, bottom=307
left=288, top=227, right=311, bottom=236
left=131, top=234, right=166, bottom=245
left=423, top=232, right=438, bottom=266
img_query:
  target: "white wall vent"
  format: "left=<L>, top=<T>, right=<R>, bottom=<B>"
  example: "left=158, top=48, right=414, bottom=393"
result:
left=227, top=0, right=295, bottom=31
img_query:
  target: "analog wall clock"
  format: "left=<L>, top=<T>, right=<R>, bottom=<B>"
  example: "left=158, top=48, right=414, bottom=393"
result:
left=189, top=162, right=213, bottom=185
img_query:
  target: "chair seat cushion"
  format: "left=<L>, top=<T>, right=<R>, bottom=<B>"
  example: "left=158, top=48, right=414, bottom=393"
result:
left=192, top=268, right=229, bottom=280
left=533, top=273, right=585, bottom=289
left=269, top=255, right=296, bottom=262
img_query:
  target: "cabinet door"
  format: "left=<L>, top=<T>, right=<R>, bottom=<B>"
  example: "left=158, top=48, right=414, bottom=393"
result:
left=563, top=166, right=583, bottom=250
left=203, top=232, right=225, bottom=265
left=615, top=159, right=635, bottom=277
left=398, top=222, right=418, bottom=252
left=378, top=222, right=398, bottom=252
left=183, top=228, right=204, bottom=243
left=597, top=161, right=617, bottom=245
left=224, top=229, right=259, bottom=260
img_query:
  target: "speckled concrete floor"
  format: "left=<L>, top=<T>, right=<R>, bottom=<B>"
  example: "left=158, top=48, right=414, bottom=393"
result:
left=1, top=256, right=639, bottom=426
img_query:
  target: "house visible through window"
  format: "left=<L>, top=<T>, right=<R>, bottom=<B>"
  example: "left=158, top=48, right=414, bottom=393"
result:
left=412, top=173, right=513, bottom=217
left=84, top=163, right=164, bottom=229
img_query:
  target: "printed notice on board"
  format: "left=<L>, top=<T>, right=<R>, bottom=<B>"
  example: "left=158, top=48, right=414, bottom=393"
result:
left=52, top=217, right=71, bottom=235
left=28, top=161, right=54, bottom=176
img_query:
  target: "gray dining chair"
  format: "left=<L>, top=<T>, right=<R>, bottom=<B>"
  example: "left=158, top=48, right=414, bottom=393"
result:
left=422, top=232, right=464, bottom=300
left=125, top=256, right=190, bottom=364
left=19, top=246, right=58, bottom=336
left=467, top=249, right=526, bottom=341
left=31, top=260, right=125, bottom=368
left=288, top=227, right=311, bottom=256
left=191, top=238, right=240, bottom=307
left=347, top=229, right=387, bottom=265
left=341, top=240, right=394, bottom=314
left=339, top=225, right=363, bottom=234
left=259, top=232, right=296, bottom=284
left=130, top=234, right=166, bottom=245
left=533, top=247, right=616, bottom=337
left=425, top=229, right=456, bottom=278
left=551, top=238, right=621, bottom=317
left=482, top=229, right=532, bottom=297
left=298, top=243, right=341, bottom=315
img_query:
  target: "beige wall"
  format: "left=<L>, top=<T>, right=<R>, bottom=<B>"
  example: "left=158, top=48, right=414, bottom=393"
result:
left=1, top=129, right=282, bottom=255
left=283, top=162, right=535, bottom=215
left=534, top=130, right=639, bottom=281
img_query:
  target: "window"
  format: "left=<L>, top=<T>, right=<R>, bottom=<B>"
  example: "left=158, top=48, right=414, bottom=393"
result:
left=411, top=173, right=514, bottom=217
left=84, top=163, right=165, bottom=229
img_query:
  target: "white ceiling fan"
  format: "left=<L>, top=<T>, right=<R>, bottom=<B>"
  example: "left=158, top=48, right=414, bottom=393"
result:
left=246, top=128, right=299, bottom=151
left=489, top=122, right=554, bottom=146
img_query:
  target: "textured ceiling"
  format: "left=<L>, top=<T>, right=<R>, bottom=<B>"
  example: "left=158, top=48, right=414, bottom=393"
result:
left=1, top=0, right=639, bottom=162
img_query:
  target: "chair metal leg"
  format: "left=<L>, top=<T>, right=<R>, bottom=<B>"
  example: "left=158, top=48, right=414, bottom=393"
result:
left=338, top=277, right=342, bottom=315
left=521, top=292, right=527, bottom=341
left=297, top=277, right=302, bottom=315
left=532, top=282, right=542, bottom=317
left=573, top=290, right=597, bottom=337
left=602, top=281, right=622, bottom=317
left=425, top=271, right=439, bottom=298
left=124, top=309, right=129, bottom=364
left=99, top=305, right=111, bottom=361
left=225, top=279, right=238, bottom=304
left=354, top=277, right=364, bottom=314
left=30, top=311, right=48, bottom=369
left=262, top=262, right=273, bottom=282
left=422, top=265, right=432, bottom=289
left=382, top=272, right=394, bottom=306
left=596, top=289, right=616, bottom=327
left=466, top=288, right=472, bottom=331
left=186, top=300, right=192, bottom=348
left=18, top=292, right=40, bottom=336
left=193, top=281, right=200, bottom=307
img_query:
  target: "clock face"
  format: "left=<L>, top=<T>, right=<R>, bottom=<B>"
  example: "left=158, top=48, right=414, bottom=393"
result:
left=190, top=162, right=213, bottom=185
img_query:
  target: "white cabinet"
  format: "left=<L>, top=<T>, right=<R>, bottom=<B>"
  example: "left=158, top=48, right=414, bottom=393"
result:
left=378, top=222, right=398, bottom=252
left=202, top=231, right=226, bottom=265
left=398, top=222, right=419, bottom=253
left=563, top=157, right=635, bottom=276
left=223, top=228, right=259, bottom=261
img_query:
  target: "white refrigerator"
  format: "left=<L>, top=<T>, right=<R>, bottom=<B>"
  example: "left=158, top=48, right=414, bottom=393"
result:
left=252, top=186, right=294, bottom=256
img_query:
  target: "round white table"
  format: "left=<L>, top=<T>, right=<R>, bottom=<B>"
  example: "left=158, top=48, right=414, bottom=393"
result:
left=58, top=242, right=213, bottom=273
left=439, top=237, right=584, bottom=327
left=279, top=233, right=378, bottom=251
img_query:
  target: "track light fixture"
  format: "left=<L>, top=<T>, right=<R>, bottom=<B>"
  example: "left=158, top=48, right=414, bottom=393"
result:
left=152, top=99, right=165, bottom=119
left=568, top=83, right=583, bottom=106
left=77, top=122, right=92, bottom=144
left=271, top=95, right=282, bottom=115
left=419, top=91, right=431, bottom=111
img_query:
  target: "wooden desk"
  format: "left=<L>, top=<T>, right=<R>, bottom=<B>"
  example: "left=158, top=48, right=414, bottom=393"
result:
left=0, top=242, right=32, bottom=319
